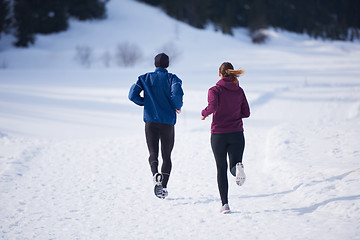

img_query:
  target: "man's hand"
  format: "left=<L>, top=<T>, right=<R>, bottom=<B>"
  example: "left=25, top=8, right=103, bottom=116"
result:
left=176, top=109, right=181, bottom=114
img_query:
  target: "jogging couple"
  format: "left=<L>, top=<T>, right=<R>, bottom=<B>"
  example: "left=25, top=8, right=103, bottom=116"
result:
left=128, top=53, right=250, bottom=214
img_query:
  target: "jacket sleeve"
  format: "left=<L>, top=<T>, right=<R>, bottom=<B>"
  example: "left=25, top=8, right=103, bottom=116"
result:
left=128, top=78, right=144, bottom=106
left=201, top=86, right=219, bottom=117
left=170, top=75, right=184, bottom=110
left=240, top=90, right=250, bottom=118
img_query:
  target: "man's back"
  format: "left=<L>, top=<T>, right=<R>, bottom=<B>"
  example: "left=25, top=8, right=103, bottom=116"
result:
left=129, top=67, right=183, bottom=125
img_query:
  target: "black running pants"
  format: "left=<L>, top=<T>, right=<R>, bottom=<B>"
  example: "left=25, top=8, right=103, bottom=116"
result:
left=211, top=131, right=245, bottom=205
left=145, top=122, right=174, bottom=188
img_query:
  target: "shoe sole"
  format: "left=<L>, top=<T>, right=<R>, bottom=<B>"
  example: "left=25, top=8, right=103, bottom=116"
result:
left=236, top=164, right=246, bottom=186
left=220, top=209, right=231, bottom=214
left=154, top=184, right=163, bottom=198
left=153, top=173, right=164, bottom=198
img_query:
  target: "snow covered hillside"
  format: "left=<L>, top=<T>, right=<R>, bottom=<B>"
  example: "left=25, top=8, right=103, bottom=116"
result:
left=1, top=0, right=360, bottom=239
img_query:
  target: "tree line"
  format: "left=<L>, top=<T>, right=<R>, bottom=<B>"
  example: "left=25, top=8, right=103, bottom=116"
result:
left=138, top=0, right=360, bottom=41
left=0, top=0, right=108, bottom=47
left=1, top=0, right=359, bottom=47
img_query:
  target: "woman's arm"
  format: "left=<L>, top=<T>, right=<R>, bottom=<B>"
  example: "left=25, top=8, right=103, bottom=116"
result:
left=241, top=90, right=250, bottom=118
left=201, top=86, right=219, bottom=119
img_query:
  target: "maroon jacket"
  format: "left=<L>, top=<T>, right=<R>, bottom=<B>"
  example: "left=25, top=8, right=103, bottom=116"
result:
left=201, top=77, right=250, bottom=134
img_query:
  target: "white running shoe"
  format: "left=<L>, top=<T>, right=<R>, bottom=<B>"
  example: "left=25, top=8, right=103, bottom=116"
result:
left=153, top=173, right=163, bottom=198
left=236, top=162, right=246, bottom=186
left=220, top=203, right=231, bottom=214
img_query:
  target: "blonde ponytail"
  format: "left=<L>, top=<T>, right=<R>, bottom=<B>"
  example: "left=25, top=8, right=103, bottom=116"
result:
left=227, top=69, right=245, bottom=78
left=219, top=62, right=245, bottom=85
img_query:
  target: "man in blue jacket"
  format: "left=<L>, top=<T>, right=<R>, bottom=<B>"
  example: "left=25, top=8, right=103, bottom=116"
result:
left=128, top=53, right=184, bottom=199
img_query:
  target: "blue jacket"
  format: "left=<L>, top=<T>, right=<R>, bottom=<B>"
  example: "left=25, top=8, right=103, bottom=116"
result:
left=128, top=67, right=184, bottom=125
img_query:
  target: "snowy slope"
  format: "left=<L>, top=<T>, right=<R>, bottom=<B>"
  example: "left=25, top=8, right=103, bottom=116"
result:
left=1, top=0, right=360, bottom=239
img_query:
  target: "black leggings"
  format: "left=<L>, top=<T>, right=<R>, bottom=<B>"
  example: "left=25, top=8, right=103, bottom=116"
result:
left=211, top=131, right=245, bottom=205
left=145, top=122, right=174, bottom=188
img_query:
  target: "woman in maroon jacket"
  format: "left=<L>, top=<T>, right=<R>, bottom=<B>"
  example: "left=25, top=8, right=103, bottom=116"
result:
left=201, top=62, right=250, bottom=213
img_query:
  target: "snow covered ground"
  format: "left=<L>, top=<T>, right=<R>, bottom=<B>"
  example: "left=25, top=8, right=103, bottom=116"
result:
left=1, top=0, right=360, bottom=239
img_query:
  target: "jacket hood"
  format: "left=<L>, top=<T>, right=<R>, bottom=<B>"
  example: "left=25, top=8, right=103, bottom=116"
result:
left=216, top=77, right=240, bottom=91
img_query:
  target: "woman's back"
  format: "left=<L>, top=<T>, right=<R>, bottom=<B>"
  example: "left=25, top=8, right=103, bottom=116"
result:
left=203, top=77, right=249, bottom=134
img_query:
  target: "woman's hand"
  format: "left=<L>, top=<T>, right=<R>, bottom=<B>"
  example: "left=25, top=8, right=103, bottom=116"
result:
left=201, top=115, right=206, bottom=120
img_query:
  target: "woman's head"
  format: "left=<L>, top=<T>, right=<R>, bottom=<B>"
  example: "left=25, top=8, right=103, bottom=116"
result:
left=219, top=62, right=244, bottom=84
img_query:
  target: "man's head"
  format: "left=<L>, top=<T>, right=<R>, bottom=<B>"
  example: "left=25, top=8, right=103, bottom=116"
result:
left=154, top=53, right=169, bottom=68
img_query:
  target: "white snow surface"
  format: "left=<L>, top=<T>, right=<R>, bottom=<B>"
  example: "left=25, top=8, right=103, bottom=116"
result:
left=1, top=0, right=360, bottom=239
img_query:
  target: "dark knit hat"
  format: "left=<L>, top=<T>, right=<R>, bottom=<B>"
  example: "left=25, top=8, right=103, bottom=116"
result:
left=154, top=53, right=169, bottom=68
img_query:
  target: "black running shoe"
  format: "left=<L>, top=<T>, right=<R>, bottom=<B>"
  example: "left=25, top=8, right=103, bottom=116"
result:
left=153, top=173, right=163, bottom=198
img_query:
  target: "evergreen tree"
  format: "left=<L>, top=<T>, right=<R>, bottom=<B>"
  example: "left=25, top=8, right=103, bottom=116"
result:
left=248, top=0, right=267, bottom=31
left=11, top=0, right=109, bottom=47
left=157, top=0, right=208, bottom=29
left=0, top=0, right=10, bottom=38
left=138, top=0, right=360, bottom=41
left=32, top=0, right=68, bottom=34
left=67, top=0, right=108, bottom=20
left=209, top=0, right=246, bottom=34
left=13, top=0, right=35, bottom=47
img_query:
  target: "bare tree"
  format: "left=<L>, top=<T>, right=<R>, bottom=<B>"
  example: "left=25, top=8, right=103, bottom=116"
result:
left=75, top=45, right=93, bottom=68
left=102, top=50, right=111, bottom=68
left=115, top=42, right=143, bottom=67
